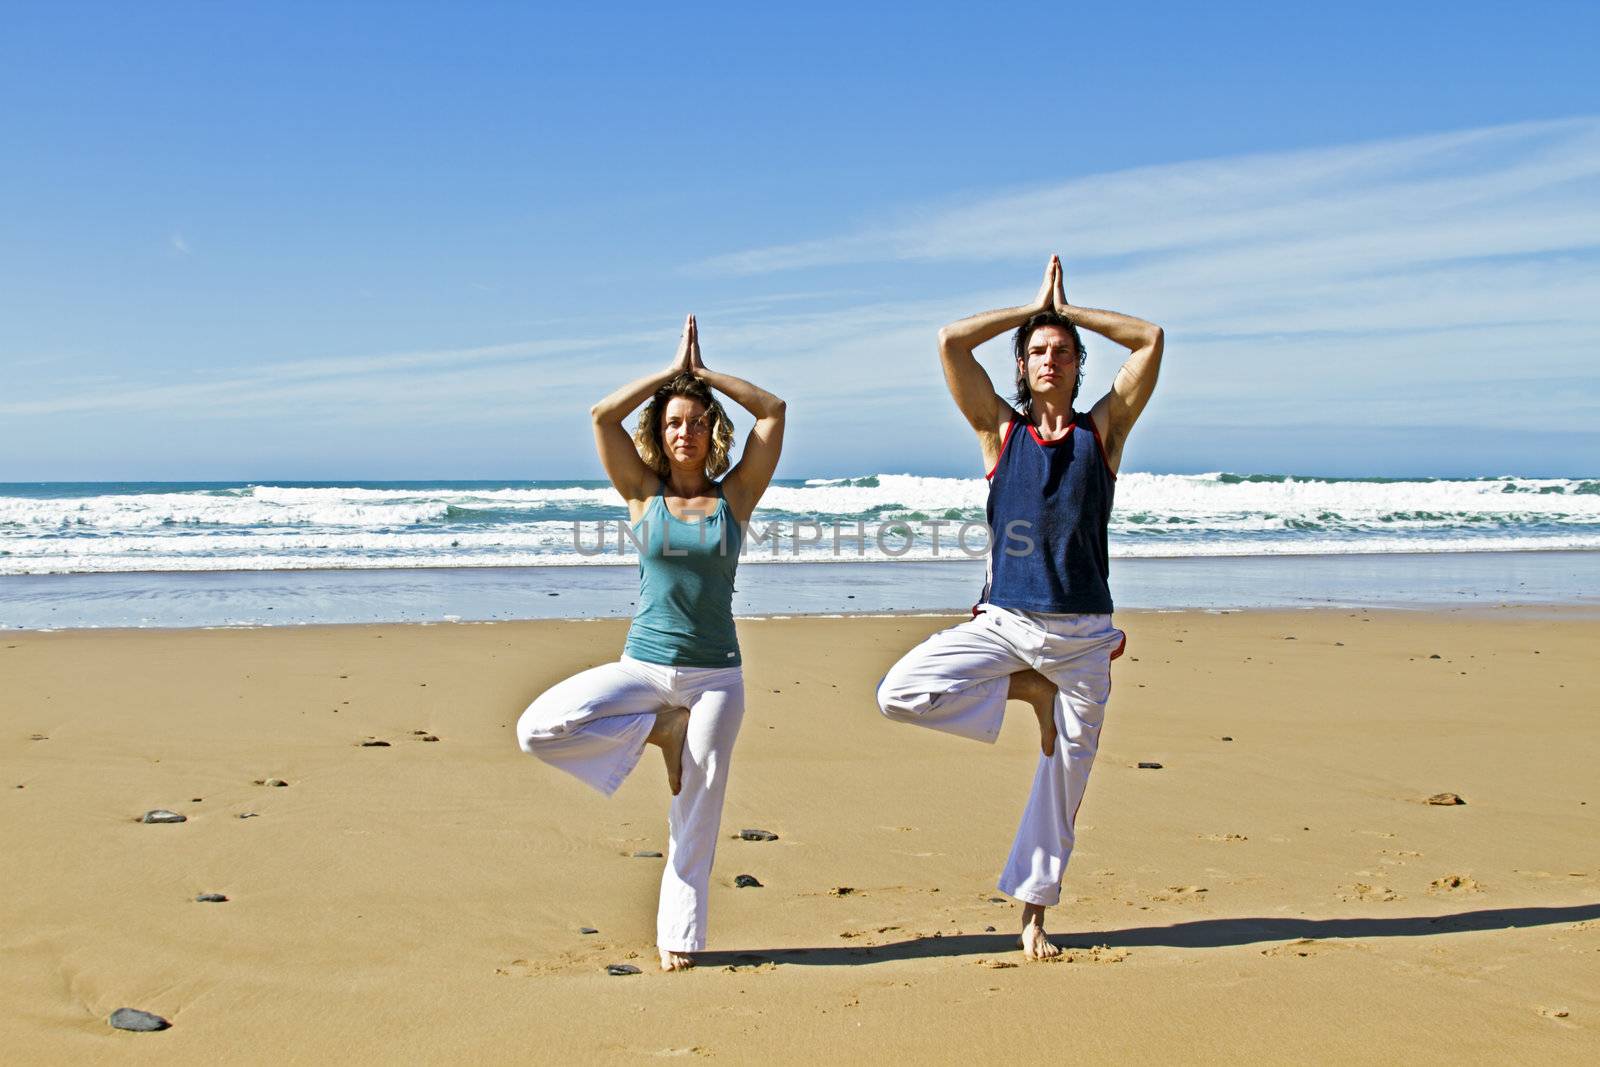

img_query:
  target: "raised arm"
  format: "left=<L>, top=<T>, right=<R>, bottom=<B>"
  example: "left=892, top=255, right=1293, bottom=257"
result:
left=1058, top=270, right=1164, bottom=473
left=685, top=316, right=786, bottom=523
left=937, top=257, right=1058, bottom=467
left=589, top=317, right=694, bottom=504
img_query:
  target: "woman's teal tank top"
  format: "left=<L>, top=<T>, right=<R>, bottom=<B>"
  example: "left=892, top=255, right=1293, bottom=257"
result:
left=622, top=485, right=743, bottom=668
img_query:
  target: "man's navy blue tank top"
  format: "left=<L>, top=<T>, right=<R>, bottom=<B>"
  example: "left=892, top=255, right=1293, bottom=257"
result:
left=982, top=410, right=1115, bottom=614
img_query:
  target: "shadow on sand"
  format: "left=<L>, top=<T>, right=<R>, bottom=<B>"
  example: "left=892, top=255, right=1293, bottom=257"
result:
left=695, top=902, right=1600, bottom=969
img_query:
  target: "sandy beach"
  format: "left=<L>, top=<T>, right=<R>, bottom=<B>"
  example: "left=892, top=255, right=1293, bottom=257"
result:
left=2, top=608, right=1597, bottom=1063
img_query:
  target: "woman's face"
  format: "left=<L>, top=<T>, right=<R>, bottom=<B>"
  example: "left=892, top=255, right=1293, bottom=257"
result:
left=660, top=395, right=712, bottom=471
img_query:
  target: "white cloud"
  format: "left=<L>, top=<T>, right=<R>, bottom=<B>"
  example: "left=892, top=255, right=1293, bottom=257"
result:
left=9, top=117, right=1599, bottom=469
left=693, top=117, right=1600, bottom=278
left=169, top=232, right=191, bottom=255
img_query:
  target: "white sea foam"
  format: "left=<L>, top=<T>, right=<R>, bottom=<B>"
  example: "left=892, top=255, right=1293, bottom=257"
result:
left=2, top=474, right=1597, bottom=574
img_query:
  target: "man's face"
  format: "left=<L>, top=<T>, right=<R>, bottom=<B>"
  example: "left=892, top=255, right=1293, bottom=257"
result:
left=1021, top=325, right=1076, bottom=397
left=661, top=396, right=712, bottom=468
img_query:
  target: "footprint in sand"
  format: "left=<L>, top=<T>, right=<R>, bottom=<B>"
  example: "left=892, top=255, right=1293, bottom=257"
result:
left=495, top=958, right=544, bottom=978
left=1197, top=833, right=1248, bottom=843
left=720, top=954, right=775, bottom=973
left=1337, top=883, right=1400, bottom=903
left=1151, top=885, right=1208, bottom=902
left=1262, top=938, right=1343, bottom=959
left=1055, top=945, right=1128, bottom=965
left=1428, top=874, right=1483, bottom=893
left=496, top=950, right=608, bottom=978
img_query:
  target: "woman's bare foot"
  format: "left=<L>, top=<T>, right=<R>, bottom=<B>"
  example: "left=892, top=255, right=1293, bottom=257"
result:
left=1007, top=669, right=1058, bottom=757
left=646, top=707, right=690, bottom=795
left=1020, top=903, right=1061, bottom=960
left=659, top=948, right=695, bottom=971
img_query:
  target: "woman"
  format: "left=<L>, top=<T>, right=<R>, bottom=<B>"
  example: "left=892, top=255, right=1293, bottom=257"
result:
left=516, top=314, right=785, bottom=972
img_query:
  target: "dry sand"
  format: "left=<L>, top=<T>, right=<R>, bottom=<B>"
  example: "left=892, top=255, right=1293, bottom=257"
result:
left=2, top=608, right=1597, bottom=1063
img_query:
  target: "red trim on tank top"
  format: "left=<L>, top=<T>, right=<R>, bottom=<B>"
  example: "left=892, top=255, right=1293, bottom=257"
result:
left=985, top=415, right=1020, bottom=481
left=1026, top=419, right=1076, bottom=446
left=1082, top=414, right=1118, bottom=480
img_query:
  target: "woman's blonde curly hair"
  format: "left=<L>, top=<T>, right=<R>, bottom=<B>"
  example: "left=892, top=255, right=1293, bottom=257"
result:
left=633, top=373, right=736, bottom=479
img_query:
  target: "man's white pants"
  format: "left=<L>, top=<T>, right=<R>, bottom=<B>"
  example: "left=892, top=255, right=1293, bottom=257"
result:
left=516, top=656, right=745, bottom=953
left=875, top=605, right=1123, bottom=907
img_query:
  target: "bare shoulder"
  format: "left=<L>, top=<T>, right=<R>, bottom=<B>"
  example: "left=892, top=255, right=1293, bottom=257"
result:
left=624, top=470, right=662, bottom=521
left=978, top=404, right=1021, bottom=473
left=1087, top=393, right=1124, bottom=472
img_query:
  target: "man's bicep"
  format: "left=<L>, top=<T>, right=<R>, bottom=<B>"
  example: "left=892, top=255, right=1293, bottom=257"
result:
left=941, top=352, right=1006, bottom=428
left=1108, top=343, right=1163, bottom=432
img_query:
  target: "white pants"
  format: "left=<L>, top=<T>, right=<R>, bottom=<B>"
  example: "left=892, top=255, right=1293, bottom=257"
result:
left=875, top=605, right=1124, bottom=907
left=516, top=656, right=745, bottom=952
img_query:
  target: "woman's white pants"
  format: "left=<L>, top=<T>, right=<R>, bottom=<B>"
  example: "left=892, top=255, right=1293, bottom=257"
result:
left=875, top=604, right=1123, bottom=908
left=516, top=656, right=745, bottom=953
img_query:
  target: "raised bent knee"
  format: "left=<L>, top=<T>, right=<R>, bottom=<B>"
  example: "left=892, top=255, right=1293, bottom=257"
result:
left=875, top=672, right=934, bottom=722
left=515, top=692, right=565, bottom=756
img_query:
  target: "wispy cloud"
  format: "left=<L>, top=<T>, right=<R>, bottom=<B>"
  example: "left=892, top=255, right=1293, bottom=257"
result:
left=169, top=232, right=191, bottom=255
left=693, top=117, right=1600, bottom=279
left=8, top=118, right=1599, bottom=470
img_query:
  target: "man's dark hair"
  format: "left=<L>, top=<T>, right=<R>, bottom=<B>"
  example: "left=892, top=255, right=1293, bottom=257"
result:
left=1011, top=311, right=1086, bottom=414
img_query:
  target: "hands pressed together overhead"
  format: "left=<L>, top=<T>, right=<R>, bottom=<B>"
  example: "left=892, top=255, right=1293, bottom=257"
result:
left=1032, top=254, right=1069, bottom=316
left=672, top=314, right=707, bottom=376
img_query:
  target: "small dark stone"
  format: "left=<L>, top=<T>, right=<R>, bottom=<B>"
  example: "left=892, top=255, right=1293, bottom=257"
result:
left=420, top=735, right=439, bottom=742
left=605, top=964, right=640, bottom=976
left=829, top=886, right=854, bottom=896
left=987, top=896, right=1007, bottom=904
left=237, top=812, right=259, bottom=819
left=579, top=927, right=599, bottom=935
left=547, top=592, right=560, bottom=597
left=191, top=797, right=203, bottom=802
left=632, top=850, right=663, bottom=858
left=985, top=925, right=996, bottom=932
left=1220, top=736, right=1233, bottom=742
left=739, top=828, right=779, bottom=841
left=1429, top=654, right=1442, bottom=659
left=109, top=1007, right=170, bottom=1032
left=1427, top=792, right=1466, bottom=806
left=29, top=734, right=47, bottom=741
left=734, top=874, right=763, bottom=888
left=195, top=893, right=228, bottom=903
left=360, top=740, right=391, bottom=747
left=140, top=809, right=186, bottom=824
left=255, top=778, right=288, bottom=788
left=1137, top=762, right=1164, bottom=770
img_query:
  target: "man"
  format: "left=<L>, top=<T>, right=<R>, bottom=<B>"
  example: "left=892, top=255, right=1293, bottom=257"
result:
left=876, top=255, right=1163, bottom=959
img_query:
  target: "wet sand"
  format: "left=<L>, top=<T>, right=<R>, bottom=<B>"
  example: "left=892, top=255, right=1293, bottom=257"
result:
left=2, top=609, right=1597, bottom=1062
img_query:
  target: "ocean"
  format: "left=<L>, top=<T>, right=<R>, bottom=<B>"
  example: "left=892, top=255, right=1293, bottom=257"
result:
left=3, top=474, right=1598, bottom=628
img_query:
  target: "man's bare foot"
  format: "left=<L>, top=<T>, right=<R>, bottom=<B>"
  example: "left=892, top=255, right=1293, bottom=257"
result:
left=646, top=707, right=690, bottom=795
left=1020, top=903, right=1061, bottom=960
left=1007, top=669, right=1058, bottom=757
left=659, top=948, right=695, bottom=971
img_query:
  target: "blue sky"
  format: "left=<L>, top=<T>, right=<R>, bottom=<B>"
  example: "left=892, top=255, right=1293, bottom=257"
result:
left=2, top=1, right=1597, bottom=481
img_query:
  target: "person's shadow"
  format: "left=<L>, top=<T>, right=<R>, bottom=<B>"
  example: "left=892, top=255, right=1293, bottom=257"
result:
left=695, top=902, right=1600, bottom=969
